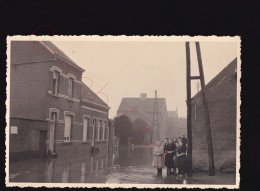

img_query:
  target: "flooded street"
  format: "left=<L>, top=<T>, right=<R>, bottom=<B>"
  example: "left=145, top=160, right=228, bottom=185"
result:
left=9, top=147, right=235, bottom=185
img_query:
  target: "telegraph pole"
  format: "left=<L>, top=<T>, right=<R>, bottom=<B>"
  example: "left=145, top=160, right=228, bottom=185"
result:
left=186, top=42, right=192, bottom=177
left=186, top=41, right=215, bottom=176
left=195, top=42, right=215, bottom=176
left=153, top=90, right=159, bottom=142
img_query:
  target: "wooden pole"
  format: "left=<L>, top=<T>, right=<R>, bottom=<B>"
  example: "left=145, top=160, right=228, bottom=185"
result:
left=195, top=42, right=215, bottom=176
left=186, top=42, right=192, bottom=177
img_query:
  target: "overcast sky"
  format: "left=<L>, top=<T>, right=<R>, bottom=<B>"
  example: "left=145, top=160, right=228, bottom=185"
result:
left=53, top=39, right=238, bottom=118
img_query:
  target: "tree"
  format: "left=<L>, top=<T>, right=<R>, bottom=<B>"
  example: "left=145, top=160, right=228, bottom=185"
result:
left=132, top=118, right=151, bottom=145
left=114, top=115, right=133, bottom=146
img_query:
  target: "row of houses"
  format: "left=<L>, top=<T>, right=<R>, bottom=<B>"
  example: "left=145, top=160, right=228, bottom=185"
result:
left=9, top=41, right=114, bottom=161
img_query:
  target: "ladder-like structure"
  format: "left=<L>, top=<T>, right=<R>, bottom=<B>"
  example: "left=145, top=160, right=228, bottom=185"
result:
left=152, top=90, right=159, bottom=142
left=186, top=42, right=215, bottom=177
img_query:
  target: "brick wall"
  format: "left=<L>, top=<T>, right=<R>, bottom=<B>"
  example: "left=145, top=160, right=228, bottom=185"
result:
left=191, top=59, right=237, bottom=173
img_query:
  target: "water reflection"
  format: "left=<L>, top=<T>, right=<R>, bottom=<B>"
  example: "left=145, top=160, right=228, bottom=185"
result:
left=46, top=158, right=55, bottom=182
left=61, top=165, right=70, bottom=183
left=10, top=147, right=190, bottom=184
left=81, top=162, right=86, bottom=183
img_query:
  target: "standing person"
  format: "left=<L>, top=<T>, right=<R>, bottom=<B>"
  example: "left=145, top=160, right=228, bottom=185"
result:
left=162, top=138, right=168, bottom=174
left=152, top=141, right=164, bottom=176
left=173, top=137, right=178, bottom=172
left=173, top=137, right=177, bottom=144
left=176, top=139, right=188, bottom=177
left=182, top=135, right=187, bottom=147
left=163, top=138, right=168, bottom=149
left=164, top=138, right=176, bottom=175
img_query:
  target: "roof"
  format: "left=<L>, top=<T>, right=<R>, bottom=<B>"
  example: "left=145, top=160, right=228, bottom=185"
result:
left=117, top=97, right=167, bottom=113
left=81, top=82, right=109, bottom=108
left=192, top=57, right=237, bottom=100
left=168, top=111, right=178, bottom=118
left=41, top=41, right=85, bottom=72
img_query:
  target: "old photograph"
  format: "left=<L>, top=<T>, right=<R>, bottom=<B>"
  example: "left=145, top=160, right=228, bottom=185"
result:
left=6, top=36, right=240, bottom=188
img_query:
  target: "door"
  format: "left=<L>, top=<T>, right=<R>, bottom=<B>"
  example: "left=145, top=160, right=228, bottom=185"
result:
left=39, top=131, right=47, bottom=157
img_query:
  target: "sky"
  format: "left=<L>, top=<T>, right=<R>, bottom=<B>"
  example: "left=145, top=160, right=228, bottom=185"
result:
left=53, top=39, right=238, bottom=118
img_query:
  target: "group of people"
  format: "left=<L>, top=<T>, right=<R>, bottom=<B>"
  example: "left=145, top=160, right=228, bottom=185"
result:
left=152, top=135, right=188, bottom=177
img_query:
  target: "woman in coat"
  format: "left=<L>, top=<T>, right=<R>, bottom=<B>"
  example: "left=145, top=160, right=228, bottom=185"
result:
left=164, top=138, right=176, bottom=175
left=152, top=141, right=164, bottom=176
left=176, top=139, right=188, bottom=176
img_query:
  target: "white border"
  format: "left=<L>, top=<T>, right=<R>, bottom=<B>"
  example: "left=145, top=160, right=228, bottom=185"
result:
left=6, top=35, right=241, bottom=189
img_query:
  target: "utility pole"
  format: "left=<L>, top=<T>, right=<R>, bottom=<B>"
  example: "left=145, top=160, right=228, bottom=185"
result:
left=186, top=42, right=192, bottom=177
left=186, top=41, right=215, bottom=176
left=153, top=90, right=159, bottom=142
left=195, top=42, right=215, bottom=176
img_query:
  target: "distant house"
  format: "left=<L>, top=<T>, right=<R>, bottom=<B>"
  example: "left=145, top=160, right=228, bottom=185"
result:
left=9, top=41, right=111, bottom=161
left=117, top=93, right=168, bottom=144
left=167, top=110, right=187, bottom=138
left=191, top=58, right=237, bottom=173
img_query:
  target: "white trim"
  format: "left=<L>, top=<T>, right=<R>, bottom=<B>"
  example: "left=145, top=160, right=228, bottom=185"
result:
left=50, top=66, right=81, bottom=84
left=64, top=111, right=75, bottom=122
left=49, top=108, right=60, bottom=121
left=68, top=73, right=76, bottom=80
left=48, top=91, right=80, bottom=102
left=51, top=66, right=62, bottom=73
left=61, top=73, right=81, bottom=84
left=81, top=105, right=108, bottom=114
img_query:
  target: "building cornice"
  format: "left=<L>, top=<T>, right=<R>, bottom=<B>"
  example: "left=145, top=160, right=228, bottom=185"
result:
left=81, top=98, right=110, bottom=110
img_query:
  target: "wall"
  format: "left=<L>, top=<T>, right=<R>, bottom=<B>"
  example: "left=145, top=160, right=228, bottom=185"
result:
left=9, top=118, right=48, bottom=161
left=191, top=59, right=237, bottom=173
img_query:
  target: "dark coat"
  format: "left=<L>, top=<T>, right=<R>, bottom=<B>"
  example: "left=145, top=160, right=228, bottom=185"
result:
left=164, top=143, right=176, bottom=168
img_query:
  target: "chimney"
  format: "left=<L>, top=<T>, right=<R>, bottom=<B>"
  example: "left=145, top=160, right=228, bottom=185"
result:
left=140, top=93, right=147, bottom=101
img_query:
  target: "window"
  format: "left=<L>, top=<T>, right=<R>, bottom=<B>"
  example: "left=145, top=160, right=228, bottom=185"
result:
left=64, top=115, right=72, bottom=142
left=53, top=71, right=60, bottom=94
left=68, top=77, right=74, bottom=98
left=98, top=120, right=101, bottom=141
left=83, top=118, right=89, bottom=142
left=51, top=112, right=57, bottom=121
left=104, top=126, right=108, bottom=140
left=93, top=119, right=97, bottom=140
left=103, top=121, right=106, bottom=140
left=87, top=119, right=91, bottom=139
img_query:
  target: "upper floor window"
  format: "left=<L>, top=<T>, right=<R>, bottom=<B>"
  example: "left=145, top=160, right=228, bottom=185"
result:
left=53, top=71, right=60, bottom=95
left=68, top=77, right=74, bottom=98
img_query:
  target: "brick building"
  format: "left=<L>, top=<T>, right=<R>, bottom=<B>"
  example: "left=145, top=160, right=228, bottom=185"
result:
left=9, top=41, right=111, bottom=161
left=167, top=110, right=187, bottom=138
left=117, top=93, right=168, bottom=144
left=191, top=58, right=237, bottom=173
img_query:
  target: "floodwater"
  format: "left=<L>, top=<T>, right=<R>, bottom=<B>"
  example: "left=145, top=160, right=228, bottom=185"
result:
left=9, top=147, right=235, bottom=185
